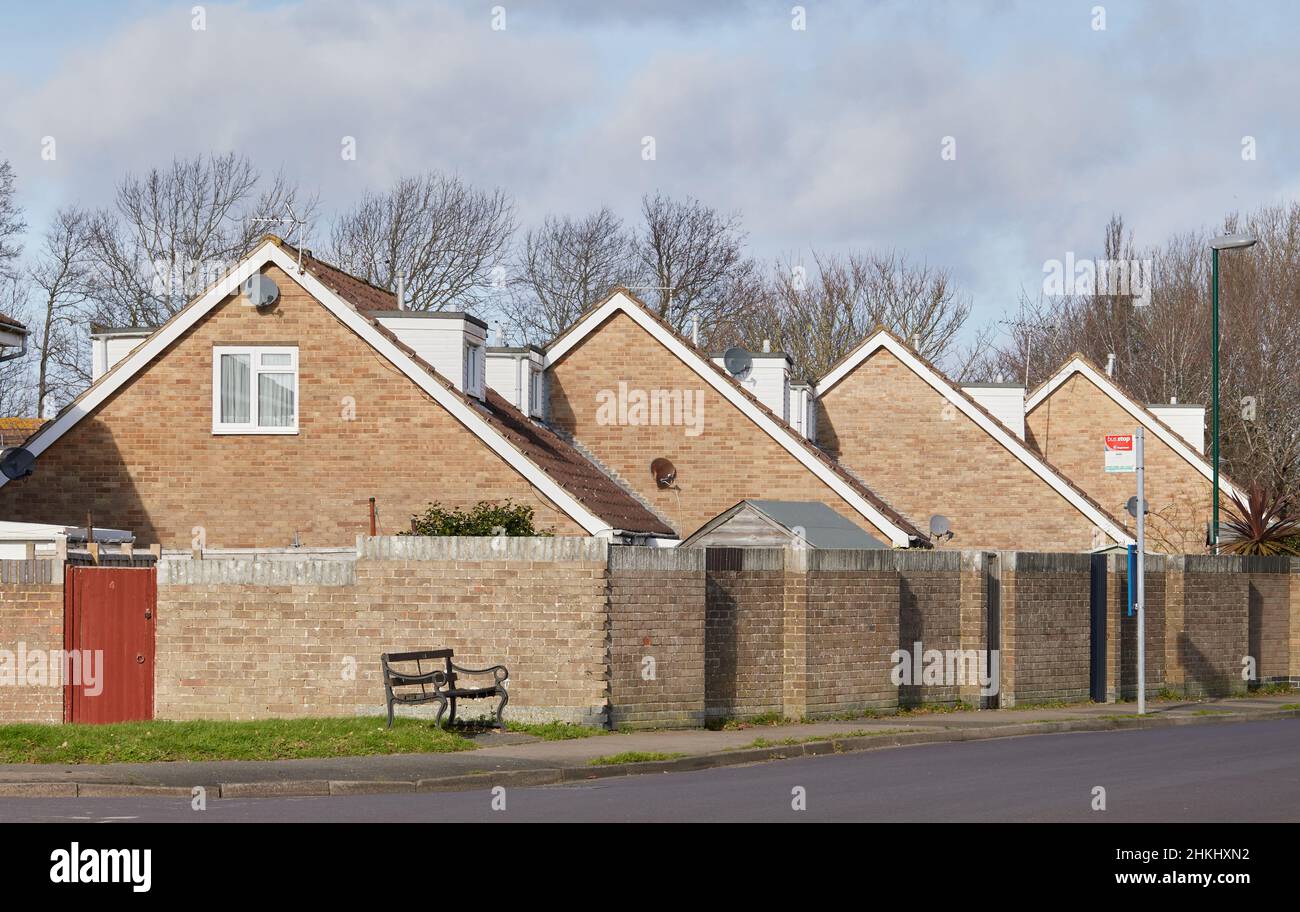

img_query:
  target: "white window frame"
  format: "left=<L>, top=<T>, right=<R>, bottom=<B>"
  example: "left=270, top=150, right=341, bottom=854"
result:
left=463, top=342, right=483, bottom=396
left=529, top=365, right=544, bottom=417
left=211, top=345, right=299, bottom=434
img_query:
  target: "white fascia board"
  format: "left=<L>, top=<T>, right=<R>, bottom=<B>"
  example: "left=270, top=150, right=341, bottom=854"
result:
left=543, top=293, right=915, bottom=547
left=1026, top=358, right=1242, bottom=503
left=815, top=333, right=1134, bottom=546
left=0, top=244, right=615, bottom=536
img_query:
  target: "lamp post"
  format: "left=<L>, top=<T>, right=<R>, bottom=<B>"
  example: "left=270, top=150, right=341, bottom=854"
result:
left=1208, top=233, right=1258, bottom=551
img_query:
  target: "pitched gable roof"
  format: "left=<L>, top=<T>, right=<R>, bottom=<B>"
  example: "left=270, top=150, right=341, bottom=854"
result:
left=814, top=326, right=1135, bottom=547
left=543, top=288, right=927, bottom=547
left=2, top=238, right=672, bottom=537
left=1025, top=353, right=1244, bottom=503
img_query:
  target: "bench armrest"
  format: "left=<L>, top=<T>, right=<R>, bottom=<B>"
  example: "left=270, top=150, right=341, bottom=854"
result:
left=450, top=663, right=509, bottom=685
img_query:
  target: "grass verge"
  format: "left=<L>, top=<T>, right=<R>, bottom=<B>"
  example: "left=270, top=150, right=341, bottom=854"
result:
left=588, top=751, right=686, bottom=766
left=0, top=717, right=475, bottom=764
left=505, top=721, right=608, bottom=740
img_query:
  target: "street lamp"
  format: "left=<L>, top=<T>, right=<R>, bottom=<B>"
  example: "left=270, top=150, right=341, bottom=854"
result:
left=1208, top=233, right=1258, bottom=551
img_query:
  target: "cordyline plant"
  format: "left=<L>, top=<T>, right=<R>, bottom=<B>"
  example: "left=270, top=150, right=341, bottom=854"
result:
left=402, top=500, right=544, bottom=537
left=1218, top=486, right=1300, bottom=557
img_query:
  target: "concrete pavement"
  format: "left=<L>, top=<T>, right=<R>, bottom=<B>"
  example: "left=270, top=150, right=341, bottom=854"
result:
left=0, top=694, right=1294, bottom=799
left=3, top=719, right=1296, bottom=822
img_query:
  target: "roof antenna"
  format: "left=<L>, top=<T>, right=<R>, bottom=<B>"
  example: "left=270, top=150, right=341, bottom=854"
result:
left=248, top=202, right=308, bottom=272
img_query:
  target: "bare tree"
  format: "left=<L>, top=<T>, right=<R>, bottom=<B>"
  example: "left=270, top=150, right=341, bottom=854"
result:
left=503, top=207, right=635, bottom=343
left=0, top=159, right=24, bottom=284
left=29, top=208, right=97, bottom=416
left=90, top=154, right=316, bottom=326
left=989, top=204, right=1300, bottom=501
left=727, top=250, right=973, bottom=381
left=327, top=172, right=514, bottom=313
left=634, top=192, right=750, bottom=333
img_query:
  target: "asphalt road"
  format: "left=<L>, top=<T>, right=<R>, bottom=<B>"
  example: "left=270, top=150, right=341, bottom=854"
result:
left=2, top=719, right=1296, bottom=822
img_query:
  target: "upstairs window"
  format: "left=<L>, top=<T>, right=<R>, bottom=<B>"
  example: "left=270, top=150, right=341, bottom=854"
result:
left=529, top=366, right=544, bottom=417
left=212, top=346, right=298, bottom=434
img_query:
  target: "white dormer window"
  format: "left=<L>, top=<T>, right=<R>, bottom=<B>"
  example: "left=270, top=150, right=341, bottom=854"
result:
left=463, top=342, right=483, bottom=397
left=529, top=366, right=544, bottom=417
left=212, top=346, right=299, bottom=434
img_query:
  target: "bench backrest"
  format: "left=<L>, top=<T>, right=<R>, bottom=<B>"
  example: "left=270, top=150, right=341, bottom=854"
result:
left=381, top=649, right=457, bottom=690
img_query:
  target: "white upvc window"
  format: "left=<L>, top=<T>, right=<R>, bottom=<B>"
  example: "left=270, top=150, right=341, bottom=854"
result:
left=212, top=346, right=299, bottom=434
left=529, top=365, right=544, bottom=417
left=463, top=342, right=483, bottom=396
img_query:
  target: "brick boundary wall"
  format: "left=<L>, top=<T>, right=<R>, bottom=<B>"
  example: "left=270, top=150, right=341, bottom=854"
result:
left=155, top=537, right=611, bottom=724
left=803, top=549, right=900, bottom=717
left=704, top=549, right=786, bottom=720
left=607, top=547, right=706, bottom=729
left=3, top=543, right=1294, bottom=727
left=1168, top=555, right=1249, bottom=697
left=0, top=560, right=63, bottom=724
left=1243, top=556, right=1292, bottom=686
left=1105, top=553, right=1167, bottom=702
left=999, top=552, right=1092, bottom=707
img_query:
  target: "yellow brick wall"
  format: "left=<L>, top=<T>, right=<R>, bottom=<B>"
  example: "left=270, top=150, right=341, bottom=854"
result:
left=0, top=265, right=584, bottom=548
left=0, top=562, right=63, bottom=724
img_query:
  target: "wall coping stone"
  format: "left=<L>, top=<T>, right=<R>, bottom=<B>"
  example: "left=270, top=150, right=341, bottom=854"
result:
left=358, top=535, right=608, bottom=563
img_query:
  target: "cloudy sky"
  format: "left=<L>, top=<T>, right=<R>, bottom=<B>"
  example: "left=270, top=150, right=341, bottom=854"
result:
left=2, top=0, right=1298, bottom=339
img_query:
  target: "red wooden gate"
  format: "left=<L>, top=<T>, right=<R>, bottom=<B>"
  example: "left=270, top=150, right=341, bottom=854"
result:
left=64, top=566, right=157, bottom=724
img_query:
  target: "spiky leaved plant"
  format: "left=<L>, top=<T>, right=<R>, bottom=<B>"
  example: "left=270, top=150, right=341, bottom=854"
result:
left=1219, top=486, right=1300, bottom=556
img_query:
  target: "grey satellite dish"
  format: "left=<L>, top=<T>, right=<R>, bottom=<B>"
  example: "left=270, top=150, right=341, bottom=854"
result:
left=0, top=447, right=35, bottom=480
left=1125, top=496, right=1149, bottom=518
left=242, top=274, right=280, bottom=309
left=929, top=514, right=952, bottom=541
left=723, top=346, right=752, bottom=377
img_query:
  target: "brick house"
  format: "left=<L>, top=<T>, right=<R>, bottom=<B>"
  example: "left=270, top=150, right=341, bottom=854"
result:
left=542, top=290, right=927, bottom=547
left=0, top=237, right=672, bottom=548
left=1025, top=354, right=1244, bottom=553
left=814, top=328, right=1133, bottom=552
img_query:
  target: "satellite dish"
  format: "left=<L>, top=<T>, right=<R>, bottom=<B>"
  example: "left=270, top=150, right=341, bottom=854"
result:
left=723, top=346, right=753, bottom=378
left=0, top=447, right=35, bottom=480
left=242, top=274, right=280, bottom=309
left=650, top=457, right=677, bottom=489
left=1125, top=497, right=1149, bottom=518
left=929, top=514, right=952, bottom=541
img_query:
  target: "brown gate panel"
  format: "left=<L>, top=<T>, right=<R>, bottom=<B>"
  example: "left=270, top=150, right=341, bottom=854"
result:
left=64, top=566, right=157, bottom=724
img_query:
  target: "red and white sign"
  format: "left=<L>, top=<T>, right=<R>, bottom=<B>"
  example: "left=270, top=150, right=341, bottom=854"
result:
left=1104, top=434, right=1136, bottom=472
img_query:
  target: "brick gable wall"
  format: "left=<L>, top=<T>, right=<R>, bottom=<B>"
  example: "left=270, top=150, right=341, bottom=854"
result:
left=1026, top=372, right=1212, bottom=553
left=0, top=265, right=584, bottom=547
left=817, top=348, right=1103, bottom=552
left=547, top=311, right=897, bottom=542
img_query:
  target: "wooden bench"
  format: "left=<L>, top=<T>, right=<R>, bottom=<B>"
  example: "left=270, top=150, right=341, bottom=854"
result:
left=380, top=649, right=509, bottom=729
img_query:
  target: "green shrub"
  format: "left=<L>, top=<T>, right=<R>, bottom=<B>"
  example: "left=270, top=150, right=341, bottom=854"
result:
left=402, top=500, right=544, bottom=537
